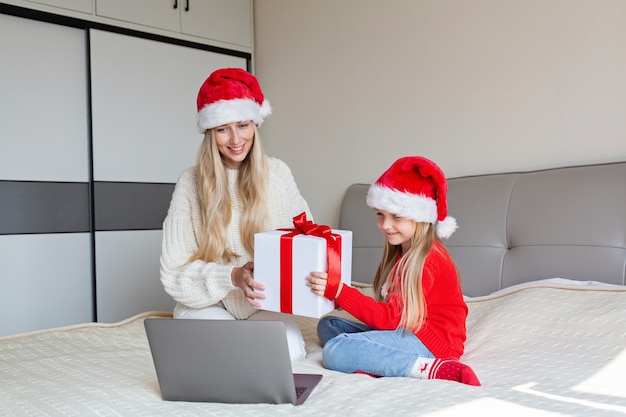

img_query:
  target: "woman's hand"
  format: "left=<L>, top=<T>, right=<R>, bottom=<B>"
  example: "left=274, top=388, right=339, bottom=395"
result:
left=306, top=271, right=343, bottom=300
left=231, top=261, right=266, bottom=308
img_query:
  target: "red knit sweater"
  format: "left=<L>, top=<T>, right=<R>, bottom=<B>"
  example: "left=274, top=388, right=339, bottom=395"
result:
left=335, top=241, right=467, bottom=359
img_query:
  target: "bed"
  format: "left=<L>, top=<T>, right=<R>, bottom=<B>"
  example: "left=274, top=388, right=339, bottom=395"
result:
left=1, top=161, right=625, bottom=416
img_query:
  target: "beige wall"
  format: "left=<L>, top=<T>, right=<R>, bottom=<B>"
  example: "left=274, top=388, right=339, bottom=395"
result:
left=253, top=0, right=626, bottom=227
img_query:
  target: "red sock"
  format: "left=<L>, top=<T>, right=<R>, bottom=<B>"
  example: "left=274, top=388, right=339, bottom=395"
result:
left=429, top=358, right=481, bottom=386
left=355, top=370, right=381, bottom=378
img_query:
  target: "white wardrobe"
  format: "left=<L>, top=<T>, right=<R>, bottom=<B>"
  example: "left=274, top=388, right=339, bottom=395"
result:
left=0, top=2, right=251, bottom=335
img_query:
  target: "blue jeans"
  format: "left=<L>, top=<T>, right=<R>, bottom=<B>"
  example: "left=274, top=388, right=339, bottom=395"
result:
left=317, top=316, right=434, bottom=377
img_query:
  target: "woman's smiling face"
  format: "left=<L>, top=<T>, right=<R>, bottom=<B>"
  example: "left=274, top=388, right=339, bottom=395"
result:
left=214, top=121, right=255, bottom=169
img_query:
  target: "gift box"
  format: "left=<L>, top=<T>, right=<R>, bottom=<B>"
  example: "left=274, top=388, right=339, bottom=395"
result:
left=254, top=213, right=352, bottom=318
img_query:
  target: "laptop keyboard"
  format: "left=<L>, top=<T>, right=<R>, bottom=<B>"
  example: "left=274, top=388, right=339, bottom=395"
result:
left=295, top=386, right=307, bottom=398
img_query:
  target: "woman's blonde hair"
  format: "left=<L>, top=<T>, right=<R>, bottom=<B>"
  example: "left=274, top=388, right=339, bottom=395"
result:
left=189, top=125, right=269, bottom=264
left=372, top=221, right=444, bottom=332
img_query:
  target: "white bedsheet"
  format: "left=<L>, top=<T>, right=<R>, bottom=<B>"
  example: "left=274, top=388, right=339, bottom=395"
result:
left=1, top=284, right=625, bottom=416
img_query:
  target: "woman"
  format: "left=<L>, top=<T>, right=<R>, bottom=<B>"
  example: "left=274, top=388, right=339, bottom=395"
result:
left=160, top=68, right=312, bottom=360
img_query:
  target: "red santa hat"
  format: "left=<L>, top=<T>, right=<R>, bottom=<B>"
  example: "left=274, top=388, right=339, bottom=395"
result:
left=366, top=156, right=458, bottom=239
left=196, top=68, right=272, bottom=132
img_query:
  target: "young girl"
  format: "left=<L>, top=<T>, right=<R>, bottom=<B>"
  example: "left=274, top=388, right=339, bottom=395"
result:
left=307, top=156, right=480, bottom=385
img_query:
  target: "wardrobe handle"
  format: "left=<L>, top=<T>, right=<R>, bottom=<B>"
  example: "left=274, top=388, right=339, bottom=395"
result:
left=185, top=0, right=190, bottom=12
left=173, top=0, right=178, bottom=9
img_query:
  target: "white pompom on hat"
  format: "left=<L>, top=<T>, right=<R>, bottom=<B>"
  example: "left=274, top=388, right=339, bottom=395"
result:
left=196, top=68, right=272, bottom=133
left=366, top=156, right=458, bottom=239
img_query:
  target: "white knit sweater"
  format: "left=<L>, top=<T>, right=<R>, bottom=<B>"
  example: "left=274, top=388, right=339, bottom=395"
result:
left=159, top=157, right=313, bottom=319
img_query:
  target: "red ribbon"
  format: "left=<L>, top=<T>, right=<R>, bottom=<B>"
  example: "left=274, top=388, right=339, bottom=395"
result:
left=278, top=212, right=342, bottom=313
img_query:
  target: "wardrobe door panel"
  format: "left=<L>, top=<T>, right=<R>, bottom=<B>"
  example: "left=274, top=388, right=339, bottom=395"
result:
left=26, top=0, right=93, bottom=14
left=95, top=230, right=174, bottom=323
left=0, top=233, right=92, bottom=337
left=0, top=13, right=89, bottom=182
left=95, top=0, right=178, bottom=32
left=181, top=0, right=253, bottom=48
left=0, top=13, right=92, bottom=336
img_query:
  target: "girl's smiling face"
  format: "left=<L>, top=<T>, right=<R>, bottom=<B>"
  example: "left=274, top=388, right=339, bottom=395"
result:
left=375, top=209, right=416, bottom=253
left=214, top=121, right=255, bottom=169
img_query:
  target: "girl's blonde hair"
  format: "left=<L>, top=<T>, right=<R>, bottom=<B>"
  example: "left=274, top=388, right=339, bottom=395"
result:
left=372, top=221, right=446, bottom=332
left=188, top=125, right=269, bottom=264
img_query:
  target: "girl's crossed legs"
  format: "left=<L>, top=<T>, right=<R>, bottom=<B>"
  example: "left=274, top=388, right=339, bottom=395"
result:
left=318, top=315, right=433, bottom=377
left=318, top=315, right=480, bottom=385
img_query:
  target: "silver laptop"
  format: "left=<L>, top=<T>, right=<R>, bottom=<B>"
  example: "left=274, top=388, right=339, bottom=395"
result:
left=144, top=318, right=323, bottom=405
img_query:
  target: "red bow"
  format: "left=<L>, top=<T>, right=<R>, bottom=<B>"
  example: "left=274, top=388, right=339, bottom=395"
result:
left=279, top=213, right=342, bottom=313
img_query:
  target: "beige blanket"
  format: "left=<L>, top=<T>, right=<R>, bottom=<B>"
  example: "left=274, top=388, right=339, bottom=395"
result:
left=1, top=284, right=625, bottom=416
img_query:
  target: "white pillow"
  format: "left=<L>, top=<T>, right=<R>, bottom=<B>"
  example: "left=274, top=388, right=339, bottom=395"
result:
left=488, top=278, right=620, bottom=296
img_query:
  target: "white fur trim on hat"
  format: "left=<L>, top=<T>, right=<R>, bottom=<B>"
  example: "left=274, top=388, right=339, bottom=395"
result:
left=367, top=184, right=438, bottom=223
left=196, top=98, right=272, bottom=132
left=366, top=184, right=457, bottom=239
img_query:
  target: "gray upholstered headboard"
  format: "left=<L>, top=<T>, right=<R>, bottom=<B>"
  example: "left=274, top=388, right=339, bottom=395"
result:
left=338, top=162, right=626, bottom=297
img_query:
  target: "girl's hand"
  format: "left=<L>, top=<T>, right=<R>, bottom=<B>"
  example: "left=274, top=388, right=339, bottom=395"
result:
left=306, top=271, right=343, bottom=300
left=231, top=261, right=266, bottom=307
